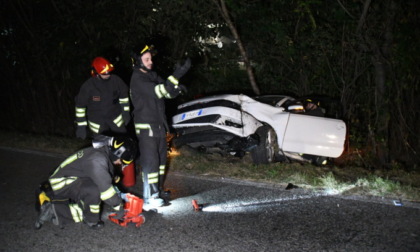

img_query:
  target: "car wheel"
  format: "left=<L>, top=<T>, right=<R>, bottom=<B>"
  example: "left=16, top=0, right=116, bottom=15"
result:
left=251, top=126, right=278, bottom=164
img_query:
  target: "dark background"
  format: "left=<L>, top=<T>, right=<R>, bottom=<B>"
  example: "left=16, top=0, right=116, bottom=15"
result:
left=0, top=0, right=418, bottom=170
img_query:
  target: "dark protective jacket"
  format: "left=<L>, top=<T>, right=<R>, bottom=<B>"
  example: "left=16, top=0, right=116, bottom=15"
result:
left=75, top=75, right=130, bottom=134
left=49, top=146, right=121, bottom=208
left=130, top=69, right=182, bottom=136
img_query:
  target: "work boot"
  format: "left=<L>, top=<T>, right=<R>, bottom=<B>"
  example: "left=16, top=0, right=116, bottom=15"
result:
left=85, top=220, right=105, bottom=230
left=143, top=193, right=164, bottom=211
left=160, top=190, right=171, bottom=205
left=35, top=201, right=58, bottom=229
left=142, top=179, right=164, bottom=211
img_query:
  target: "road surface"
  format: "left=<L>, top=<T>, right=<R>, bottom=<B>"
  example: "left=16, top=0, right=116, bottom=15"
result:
left=0, top=147, right=419, bottom=251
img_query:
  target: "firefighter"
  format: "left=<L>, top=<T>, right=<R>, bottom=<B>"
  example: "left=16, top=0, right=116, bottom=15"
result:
left=75, top=57, right=131, bottom=141
left=35, top=136, right=137, bottom=229
left=304, top=99, right=325, bottom=117
left=129, top=45, right=190, bottom=210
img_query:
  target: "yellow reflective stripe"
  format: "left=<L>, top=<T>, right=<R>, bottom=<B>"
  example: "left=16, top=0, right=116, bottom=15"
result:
left=159, top=165, right=165, bottom=175
left=154, top=84, right=165, bottom=98
left=163, top=87, right=172, bottom=98
left=101, top=186, right=117, bottom=201
left=167, top=75, right=179, bottom=85
left=49, top=177, right=78, bottom=191
left=119, top=97, right=129, bottom=103
left=135, top=123, right=151, bottom=130
left=135, top=123, right=151, bottom=129
left=61, top=154, right=78, bottom=168
left=77, top=121, right=87, bottom=126
left=148, top=172, right=159, bottom=184
left=50, top=153, right=79, bottom=177
left=90, top=204, right=100, bottom=214
left=69, top=204, right=83, bottom=223
left=75, top=107, right=86, bottom=118
left=76, top=112, right=86, bottom=118
left=113, top=114, right=124, bottom=127
left=149, top=178, right=158, bottom=184
left=120, top=97, right=130, bottom=112
left=135, top=123, right=153, bottom=136
left=113, top=204, right=122, bottom=211
left=154, top=84, right=172, bottom=99
left=88, top=121, right=100, bottom=133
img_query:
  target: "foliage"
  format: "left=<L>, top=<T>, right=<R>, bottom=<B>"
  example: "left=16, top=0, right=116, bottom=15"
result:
left=0, top=0, right=418, bottom=170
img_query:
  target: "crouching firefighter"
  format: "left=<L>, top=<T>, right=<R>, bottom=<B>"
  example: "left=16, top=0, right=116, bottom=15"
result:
left=35, top=136, right=137, bottom=230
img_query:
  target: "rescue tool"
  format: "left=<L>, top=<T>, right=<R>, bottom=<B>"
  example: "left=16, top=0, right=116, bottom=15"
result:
left=192, top=199, right=203, bottom=211
left=109, top=193, right=145, bottom=227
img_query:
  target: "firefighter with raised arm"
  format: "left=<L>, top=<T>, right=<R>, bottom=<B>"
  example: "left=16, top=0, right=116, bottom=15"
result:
left=130, top=45, right=190, bottom=210
left=75, top=57, right=131, bottom=141
left=35, top=136, right=137, bottom=229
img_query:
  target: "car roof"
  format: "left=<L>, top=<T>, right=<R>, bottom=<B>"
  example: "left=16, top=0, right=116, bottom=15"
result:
left=253, top=95, right=295, bottom=107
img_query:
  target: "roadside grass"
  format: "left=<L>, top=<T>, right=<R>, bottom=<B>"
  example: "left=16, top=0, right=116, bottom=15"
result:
left=1, top=130, right=419, bottom=202
left=169, top=147, right=420, bottom=202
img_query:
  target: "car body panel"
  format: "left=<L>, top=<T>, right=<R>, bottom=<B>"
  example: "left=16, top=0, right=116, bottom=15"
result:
left=176, top=94, right=243, bottom=109
left=282, top=114, right=347, bottom=157
left=172, top=94, right=347, bottom=162
left=237, top=95, right=346, bottom=157
left=172, top=105, right=262, bottom=137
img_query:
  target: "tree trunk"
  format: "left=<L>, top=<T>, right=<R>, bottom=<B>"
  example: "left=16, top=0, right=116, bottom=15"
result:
left=213, top=0, right=261, bottom=95
left=359, top=0, right=396, bottom=168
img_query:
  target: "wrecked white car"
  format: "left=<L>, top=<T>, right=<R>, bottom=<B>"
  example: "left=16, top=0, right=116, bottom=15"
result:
left=171, top=94, right=347, bottom=165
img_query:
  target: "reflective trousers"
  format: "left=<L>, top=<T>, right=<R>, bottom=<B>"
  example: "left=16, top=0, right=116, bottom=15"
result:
left=137, top=134, right=167, bottom=199
left=52, top=177, right=101, bottom=225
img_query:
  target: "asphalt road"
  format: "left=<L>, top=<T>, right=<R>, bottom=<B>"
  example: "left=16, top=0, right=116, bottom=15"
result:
left=0, top=147, right=419, bottom=252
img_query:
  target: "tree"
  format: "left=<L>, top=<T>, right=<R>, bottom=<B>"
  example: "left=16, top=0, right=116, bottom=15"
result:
left=1, top=0, right=418, bottom=169
left=211, top=0, right=260, bottom=95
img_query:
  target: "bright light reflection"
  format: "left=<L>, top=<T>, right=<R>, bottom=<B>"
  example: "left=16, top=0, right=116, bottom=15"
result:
left=168, top=148, right=181, bottom=157
left=202, top=192, right=332, bottom=213
left=157, top=197, right=196, bottom=217
left=158, top=190, right=338, bottom=217
left=326, top=134, right=337, bottom=139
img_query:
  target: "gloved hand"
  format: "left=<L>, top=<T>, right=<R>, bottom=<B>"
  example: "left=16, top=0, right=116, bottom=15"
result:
left=172, top=58, right=191, bottom=79
left=76, top=126, right=87, bottom=139
left=178, top=84, right=188, bottom=95
left=113, top=175, right=121, bottom=183
left=113, top=205, right=125, bottom=220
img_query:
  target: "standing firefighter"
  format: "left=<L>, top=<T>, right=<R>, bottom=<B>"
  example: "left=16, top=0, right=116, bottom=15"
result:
left=35, top=136, right=137, bottom=229
left=75, top=57, right=131, bottom=141
left=130, top=45, right=190, bottom=210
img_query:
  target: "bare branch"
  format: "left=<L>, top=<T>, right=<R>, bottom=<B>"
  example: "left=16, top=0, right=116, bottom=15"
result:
left=357, top=0, right=372, bottom=33
left=336, top=0, right=355, bottom=19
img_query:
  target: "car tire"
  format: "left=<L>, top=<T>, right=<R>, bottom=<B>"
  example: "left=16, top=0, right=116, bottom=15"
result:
left=251, top=126, right=278, bottom=164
